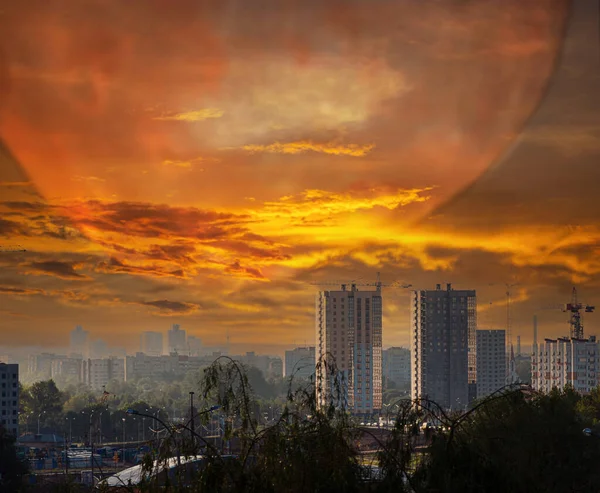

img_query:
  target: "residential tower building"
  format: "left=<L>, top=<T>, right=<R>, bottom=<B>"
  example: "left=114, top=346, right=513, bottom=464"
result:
left=476, top=329, right=507, bottom=398
left=0, top=363, right=19, bottom=437
left=411, top=284, right=477, bottom=410
left=315, top=283, right=383, bottom=414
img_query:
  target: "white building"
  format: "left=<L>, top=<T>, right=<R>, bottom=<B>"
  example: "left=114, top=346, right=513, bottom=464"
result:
left=284, top=347, right=316, bottom=380
left=315, top=283, right=383, bottom=414
left=168, top=324, right=186, bottom=354
left=382, top=347, right=410, bottom=388
left=0, top=363, right=19, bottom=437
left=140, top=331, right=163, bottom=356
left=532, top=336, right=598, bottom=394
left=82, top=357, right=125, bottom=390
left=411, top=284, right=477, bottom=410
left=476, top=330, right=507, bottom=398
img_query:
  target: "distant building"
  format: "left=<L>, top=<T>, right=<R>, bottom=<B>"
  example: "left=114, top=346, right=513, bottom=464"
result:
left=27, top=353, right=60, bottom=379
left=168, top=324, right=186, bottom=354
left=89, top=339, right=109, bottom=359
left=187, top=335, right=203, bottom=356
left=125, top=353, right=212, bottom=381
left=268, top=358, right=283, bottom=379
left=411, top=284, right=477, bottom=410
left=0, top=363, right=19, bottom=437
left=382, top=347, right=410, bottom=389
left=532, top=336, right=598, bottom=394
left=51, top=357, right=83, bottom=383
left=476, top=330, right=507, bottom=399
left=82, top=357, right=125, bottom=390
left=140, top=332, right=163, bottom=356
left=284, top=347, right=316, bottom=380
left=315, top=283, right=383, bottom=414
left=70, top=326, right=89, bottom=357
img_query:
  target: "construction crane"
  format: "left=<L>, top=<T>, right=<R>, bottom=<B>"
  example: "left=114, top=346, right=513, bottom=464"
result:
left=564, top=287, right=594, bottom=339
left=539, top=287, right=595, bottom=339
left=488, top=281, right=519, bottom=353
left=310, top=272, right=412, bottom=292
left=0, top=244, right=26, bottom=253
left=505, top=282, right=519, bottom=352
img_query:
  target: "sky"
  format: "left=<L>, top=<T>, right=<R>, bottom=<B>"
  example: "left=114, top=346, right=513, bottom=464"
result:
left=0, top=0, right=598, bottom=356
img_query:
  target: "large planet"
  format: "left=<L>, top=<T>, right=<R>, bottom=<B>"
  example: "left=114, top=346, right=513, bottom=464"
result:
left=0, top=0, right=571, bottom=230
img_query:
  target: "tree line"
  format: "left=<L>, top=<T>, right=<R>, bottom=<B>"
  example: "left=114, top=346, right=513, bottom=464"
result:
left=3, top=357, right=600, bottom=492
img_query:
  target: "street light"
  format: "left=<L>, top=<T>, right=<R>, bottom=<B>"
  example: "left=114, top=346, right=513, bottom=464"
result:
left=37, top=411, right=46, bottom=434
left=65, top=416, right=75, bottom=444
left=127, top=408, right=182, bottom=470
left=122, top=417, right=126, bottom=466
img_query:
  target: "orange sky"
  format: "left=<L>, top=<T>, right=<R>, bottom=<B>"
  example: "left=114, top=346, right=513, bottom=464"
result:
left=1, top=0, right=599, bottom=356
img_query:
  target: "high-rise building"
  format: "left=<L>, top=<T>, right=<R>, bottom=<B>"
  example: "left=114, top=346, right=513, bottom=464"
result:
left=0, top=363, right=19, bottom=437
left=167, top=324, right=186, bottom=354
left=315, top=283, right=383, bottom=414
left=140, top=331, right=163, bottom=356
left=69, top=325, right=89, bottom=357
left=476, top=330, right=507, bottom=399
left=284, top=347, right=316, bottom=380
left=382, top=347, right=411, bottom=389
left=411, top=284, right=477, bottom=410
left=532, top=336, right=598, bottom=394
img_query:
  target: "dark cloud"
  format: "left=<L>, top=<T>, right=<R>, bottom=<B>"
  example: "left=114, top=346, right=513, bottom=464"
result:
left=139, top=299, right=200, bottom=315
left=0, top=286, right=44, bottom=295
left=224, top=260, right=266, bottom=280
left=1, top=201, right=48, bottom=211
left=27, top=260, right=89, bottom=280
left=95, top=257, right=188, bottom=279
left=72, top=201, right=251, bottom=240
left=0, top=217, right=25, bottom=235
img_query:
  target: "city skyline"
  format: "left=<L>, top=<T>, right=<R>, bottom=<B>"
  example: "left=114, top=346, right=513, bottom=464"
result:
left=1, top=1, right=599, bottom=354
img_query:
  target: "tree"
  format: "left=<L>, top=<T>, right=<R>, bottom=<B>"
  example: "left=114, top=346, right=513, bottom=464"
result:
left=0, top=426, right=28, bottom=492
left=20, top=380, right=64, bottom=432
left=413, top=388, right=600, bottom=493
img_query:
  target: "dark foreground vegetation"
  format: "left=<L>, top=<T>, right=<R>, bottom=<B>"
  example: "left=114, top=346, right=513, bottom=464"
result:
left=4, top=357, right=600, bottom=492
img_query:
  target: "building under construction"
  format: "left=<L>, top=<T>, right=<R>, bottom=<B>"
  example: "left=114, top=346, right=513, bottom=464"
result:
left=532, top=288, right=597, bottom=395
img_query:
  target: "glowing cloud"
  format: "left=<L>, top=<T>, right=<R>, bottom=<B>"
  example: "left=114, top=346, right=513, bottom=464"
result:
left=241, top=141, right=374, bottom=157
left=153, top=109, right=224, bottom=122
